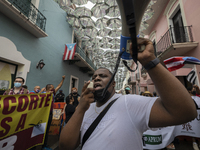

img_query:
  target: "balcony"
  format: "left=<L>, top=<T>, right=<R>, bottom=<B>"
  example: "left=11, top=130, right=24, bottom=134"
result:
left=0, top=0, right=47, bottom=37
left=68, top=46, right=97, bottom=75
left=156, top=25, right=198, bottom=63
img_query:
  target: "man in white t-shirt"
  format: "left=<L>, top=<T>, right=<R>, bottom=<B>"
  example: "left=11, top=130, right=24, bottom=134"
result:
left=59, top=38, right=197, bottom=150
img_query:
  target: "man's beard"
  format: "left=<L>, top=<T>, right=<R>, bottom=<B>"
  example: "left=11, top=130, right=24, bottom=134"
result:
left=93, top=88, right=112, bottom=102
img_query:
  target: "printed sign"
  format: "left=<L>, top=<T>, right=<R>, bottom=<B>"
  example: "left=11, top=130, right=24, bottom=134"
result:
left=0, top=93, right=53, bottom=150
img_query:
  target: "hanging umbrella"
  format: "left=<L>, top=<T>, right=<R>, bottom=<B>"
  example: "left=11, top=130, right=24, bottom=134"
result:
left=90, top=38, right=101, bottom=44
left=107, top=18, right=121, bottom=29
left=104, top=0, right=117, bottom=6
left=106, top=6, right=120, bottom=18
left=109, top=38, right=120, bottom=44
left=103, top=50, right=112, bottom=57
left=95, top=17, right=108, bottom=29
left=57, top=0, right=72, bottom=7
left=73, top=27, right=84, bottom=37
left=85, top=27, right=98, bottom=37
left=74, top=7, right=92, bottom=17
left=91, top=3, right=109, bottom=18
left=110, top=44, right=120, bottom=50
left=79, top=16, right=95, bottom=28
left=108, top=29, right=121, bottom=37
left=64, top=6, right=77, bottom=17
left=100, top=37, right=111, bottom=43
left=93, top=49, right=104, bottom=55
left=98, top=28, right=111, bottom=37
left=67, top=15, right=81, bottom=27
left=71, top=0, right=88, bottom=5
left=100, top=43, right=111, bottom=49
left=89, top=0, right=103, bottom=4
left=92, top=42, right=100, bottom=49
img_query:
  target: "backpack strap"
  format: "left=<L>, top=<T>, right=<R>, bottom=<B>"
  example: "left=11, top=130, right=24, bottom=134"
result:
left=81, top=97, right=119, bottom=148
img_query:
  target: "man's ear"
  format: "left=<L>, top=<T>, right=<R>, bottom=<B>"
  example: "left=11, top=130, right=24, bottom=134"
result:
left=112, top=81, right=116, bottom=87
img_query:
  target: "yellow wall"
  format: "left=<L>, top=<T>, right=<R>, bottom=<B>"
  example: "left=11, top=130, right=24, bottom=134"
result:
left=0, top=64, right=12, bottom=89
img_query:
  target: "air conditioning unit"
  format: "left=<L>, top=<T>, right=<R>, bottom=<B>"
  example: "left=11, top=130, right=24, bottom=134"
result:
left=136, top=73, right=140, bottom=81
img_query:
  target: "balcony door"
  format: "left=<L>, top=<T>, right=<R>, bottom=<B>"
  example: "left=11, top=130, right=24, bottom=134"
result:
left=172, top=10, right=186, bottom=43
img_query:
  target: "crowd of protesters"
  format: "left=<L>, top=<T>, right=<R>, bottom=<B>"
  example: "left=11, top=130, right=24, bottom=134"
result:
left=2, top=73, right=200, bottom=150
left=1, top=75, right=80, bottom=150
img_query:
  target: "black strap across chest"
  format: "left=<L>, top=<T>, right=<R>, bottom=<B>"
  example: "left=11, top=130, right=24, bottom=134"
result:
left=81, top=97, right=119, bottom=148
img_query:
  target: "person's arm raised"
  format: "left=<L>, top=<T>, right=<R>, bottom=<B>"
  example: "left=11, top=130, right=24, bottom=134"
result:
left=55, top=75, right=65, bottom=93
left=133, top=38, right=197, bottom=128
left=59, top=81, right=94, bottom=150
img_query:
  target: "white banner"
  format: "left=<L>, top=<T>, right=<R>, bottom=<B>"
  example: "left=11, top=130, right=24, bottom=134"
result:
left=143, top=96, right=200, bottom=149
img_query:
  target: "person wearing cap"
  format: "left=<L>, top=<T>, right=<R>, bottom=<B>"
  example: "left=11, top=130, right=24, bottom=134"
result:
left=125, top=87, right=131, bottom=94
left=55, top=89, right=65, bottom=102
left=142, top=91, right=153, bottom=97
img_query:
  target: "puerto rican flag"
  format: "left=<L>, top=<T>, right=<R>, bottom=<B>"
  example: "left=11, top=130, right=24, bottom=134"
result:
left=63, top=43, right=76, bottom=60
left=164, top=56, right=200, bottom=72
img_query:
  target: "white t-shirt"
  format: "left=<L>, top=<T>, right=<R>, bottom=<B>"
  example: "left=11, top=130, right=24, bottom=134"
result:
left=192, top=95, right=200, bottom=108
left=80, top=94, right=157, bottom=150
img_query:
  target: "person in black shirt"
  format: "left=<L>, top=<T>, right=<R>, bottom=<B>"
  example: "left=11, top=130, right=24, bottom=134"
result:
left=55, top=89, right=65, bottom=102
left=65, top=95, right=76, bottom=124
left=65, top=87, right=80, bottom=107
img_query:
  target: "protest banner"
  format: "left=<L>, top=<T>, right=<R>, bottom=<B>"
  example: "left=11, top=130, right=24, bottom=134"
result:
left=143, top=97, right=200, bottom=149
left=0, top=93, right=53, bottom=150
left=49, top=102, right=66, bottom=135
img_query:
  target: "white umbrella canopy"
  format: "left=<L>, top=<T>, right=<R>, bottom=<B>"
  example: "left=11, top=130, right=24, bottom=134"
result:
left=67, top=15, right=81, bottom=27
left=109, top=38, right=120, bottom=44
left=98, top=28, right=111, bottom=37
left=93, top=49, right=104, bottom=55
left=71, top=0, right=88, bottom=5
left=95, top=17, right=108, bottom=29
left=55, top=0, right=72, bottom=7
left=110, top=44, right=120, bottom=50
left=65, top=6, right=77, bottom=16
left=100, top=37, right=112, bottom=43
left=100, top=43, right=112, bottom=49
left=91, top=3, right=109, bottom=18
left=108, top=29, right=121, bottom=37
left=85, top=28, right=98, bottom=37
left=74, top=7, right=92, bottom=17
left=106, top=6, right=120, bottom=18
left=89, top=0, right=104, bottom=4
left=107, top=18, right=121, bottom=29
left=104, top=0, right=118, bottom=7
left=79, top=16, right=95, bottom=28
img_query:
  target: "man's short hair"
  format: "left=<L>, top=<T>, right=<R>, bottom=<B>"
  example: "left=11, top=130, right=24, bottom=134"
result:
left=22, top=85, right=28, bottom=89
left=15, top=77, right=25, bottom=83
left=96, top=67, right=113, bottom=76
left=46, top=84, right=53, bottom=90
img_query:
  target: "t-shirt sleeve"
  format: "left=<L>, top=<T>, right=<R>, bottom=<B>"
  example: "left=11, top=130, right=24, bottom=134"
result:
left=125, top=94, right=157, bottom=133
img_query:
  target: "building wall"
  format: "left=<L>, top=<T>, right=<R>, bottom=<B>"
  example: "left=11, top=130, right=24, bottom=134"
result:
left=0, top=0, right=90, bottom=95
left=137, top=0, right=200, bottom=95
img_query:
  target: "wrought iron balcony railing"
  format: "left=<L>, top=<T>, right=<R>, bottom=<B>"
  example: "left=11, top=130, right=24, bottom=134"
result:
left=156, top=25, right=193, bottom=55
left=75, top=46, right=97, bottom=71
left=7, top=0, right=46, bottom=32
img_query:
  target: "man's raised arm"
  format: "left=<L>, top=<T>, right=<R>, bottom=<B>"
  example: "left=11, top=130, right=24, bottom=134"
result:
left=59, top=81, right=94, bottom=150
left=134, top=38, right=197, bottom=128
left=55, top=75, right=65, bottom=93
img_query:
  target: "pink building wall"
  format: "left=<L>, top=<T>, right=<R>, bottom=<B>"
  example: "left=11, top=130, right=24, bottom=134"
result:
left=138, top=0, right=200, bottom=95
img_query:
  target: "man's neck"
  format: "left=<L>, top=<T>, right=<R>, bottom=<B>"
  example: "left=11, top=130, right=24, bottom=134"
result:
left=96, top=92, right=115, bottom=107
left=14, top=87, right=22, bottom=93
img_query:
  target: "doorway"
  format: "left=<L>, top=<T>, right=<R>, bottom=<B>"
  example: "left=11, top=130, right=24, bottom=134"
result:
left=172, top=10, right=186, bottom=43
left=69, top=75, right=79, bottom=94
